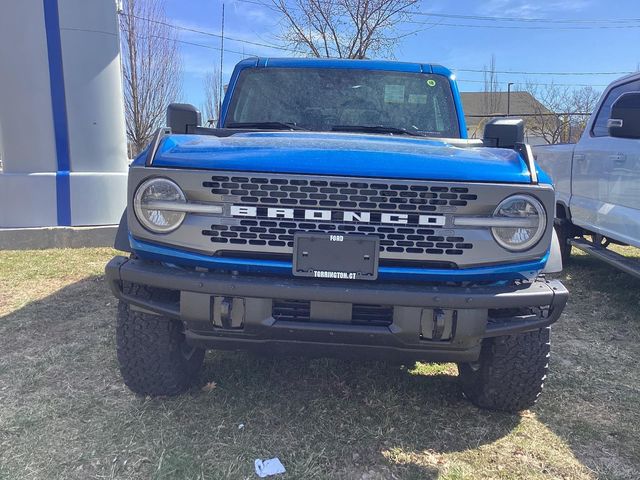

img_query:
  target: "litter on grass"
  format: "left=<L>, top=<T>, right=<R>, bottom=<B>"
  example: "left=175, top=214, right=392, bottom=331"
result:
left=254, top=458, right=286, bottom=477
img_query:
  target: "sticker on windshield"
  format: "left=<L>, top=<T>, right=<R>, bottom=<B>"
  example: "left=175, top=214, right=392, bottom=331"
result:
left=408, top=94, right=428, bottom=104
left=384, top=84, right=405, bottom=103
left=426, top=79, right=437, bottom=87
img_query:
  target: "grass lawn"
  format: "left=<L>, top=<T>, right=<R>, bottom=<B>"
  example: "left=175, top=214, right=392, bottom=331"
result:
left=0, top=247, right=639, bottom=479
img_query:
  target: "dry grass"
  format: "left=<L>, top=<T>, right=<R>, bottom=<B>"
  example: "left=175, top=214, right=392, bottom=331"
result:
left=0, top=247, right=639, bottom=479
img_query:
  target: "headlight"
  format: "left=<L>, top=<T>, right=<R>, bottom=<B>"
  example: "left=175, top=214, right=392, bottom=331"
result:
left=134, top=178, right=186, bottom=233
left=492, top=195, right=546, bottom=251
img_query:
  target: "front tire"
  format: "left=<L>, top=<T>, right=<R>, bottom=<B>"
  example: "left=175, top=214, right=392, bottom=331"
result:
left=116, top=284, right=205, bottom=396
left=458, top=327, right=551, bottom=412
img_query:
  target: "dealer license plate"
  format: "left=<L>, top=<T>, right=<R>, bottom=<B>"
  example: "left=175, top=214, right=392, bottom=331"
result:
left=292, top=233, right=379, bottom=280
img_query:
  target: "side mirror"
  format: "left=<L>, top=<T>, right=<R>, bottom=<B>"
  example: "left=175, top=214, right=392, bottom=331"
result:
left=166, top=103, right=201, bottom=134
left=483, top=117, right=525, bottom=148
left=608, top=91, right=640, bottom=139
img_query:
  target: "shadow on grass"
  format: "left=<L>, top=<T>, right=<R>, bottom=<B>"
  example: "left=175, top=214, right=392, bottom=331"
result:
left=0, top=276, right=524, bottom=479
left=558, top=250, right=640, bottom=304
left=195, top=352, right=522, bottom=478
left=535, top=252, right=640, bottom=478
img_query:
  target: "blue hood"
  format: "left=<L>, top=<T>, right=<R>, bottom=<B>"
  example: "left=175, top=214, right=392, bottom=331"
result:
left=151, top=132, right=541, bottom=184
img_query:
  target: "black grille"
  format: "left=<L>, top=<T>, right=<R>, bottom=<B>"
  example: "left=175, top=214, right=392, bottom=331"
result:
left=351, top=304, right=394, bottom=325
left=203, top=176, right=477, bottom=213
left=203, top=220, right=472, bottom=255
left=272, top=300, right=393, bottom=326
left=201, top=174, right=478, bottom=258
left=271, top=299, right=310, bottom=321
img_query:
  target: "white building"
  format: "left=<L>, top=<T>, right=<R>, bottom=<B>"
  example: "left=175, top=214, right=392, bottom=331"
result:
left=0, top=0, right=128, bottom=229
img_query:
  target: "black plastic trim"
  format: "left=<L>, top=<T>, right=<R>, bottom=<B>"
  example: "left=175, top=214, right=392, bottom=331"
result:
left=113, top=211, right=132, bottom=253
left=106, top=256, right=567, bottom=312
left=570, top=238, right=640, bottom=279
left=106, top=256, right=567, bottom=363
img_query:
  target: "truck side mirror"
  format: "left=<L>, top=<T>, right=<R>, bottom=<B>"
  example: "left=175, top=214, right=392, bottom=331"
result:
left=608, top=92, right=640, bottom=139
left=167, top=103, right=202, bottom=134
left=483, top=117, right=525, bottom=148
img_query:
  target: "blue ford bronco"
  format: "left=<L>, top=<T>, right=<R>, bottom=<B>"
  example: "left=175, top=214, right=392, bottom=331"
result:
left=106, top=58, right=568, bottom=412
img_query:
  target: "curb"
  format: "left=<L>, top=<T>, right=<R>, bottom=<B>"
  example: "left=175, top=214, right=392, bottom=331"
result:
left=0, top=226, right=117, bottom=250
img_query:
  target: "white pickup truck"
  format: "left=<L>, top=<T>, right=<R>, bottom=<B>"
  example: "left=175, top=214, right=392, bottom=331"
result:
left=534, top=72, right=640, bottom=276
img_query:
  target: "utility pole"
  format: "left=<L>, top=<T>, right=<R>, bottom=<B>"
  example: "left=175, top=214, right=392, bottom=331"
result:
left=507, top=82, right=514, bottom=116
left=219, top=3, right=225, bottom=119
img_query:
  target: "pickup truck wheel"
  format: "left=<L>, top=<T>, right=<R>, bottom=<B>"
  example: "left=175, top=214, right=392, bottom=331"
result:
left=116, top=284, right=205, bottom=396
left=555, top=222, right=572, bottom=265
left=458, top=327, right=550, bottom=412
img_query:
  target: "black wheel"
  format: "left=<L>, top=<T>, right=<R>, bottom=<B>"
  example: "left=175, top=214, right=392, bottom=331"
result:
left=555, top=221, right=572, bottom=266
left=116, top=284, right=205, bottom=396
left=458, top=327, right=551, bottom=412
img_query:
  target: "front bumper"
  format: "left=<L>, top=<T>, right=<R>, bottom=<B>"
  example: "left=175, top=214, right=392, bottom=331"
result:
left=106, top=256, right=568, bottom=363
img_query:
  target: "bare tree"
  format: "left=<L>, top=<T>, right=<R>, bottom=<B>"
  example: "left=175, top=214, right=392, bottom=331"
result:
left=270, top=0, right=418, bottom=59
left=461, top=55, right=502, bottom=138
left=522, top=82, right=567, bottom=145
left=523, top=82, right=600, bottom=144
left=201, top=69, right=221, bottom=126
left=482, top=54, right=501, bottom=115
left=566, top=86, right=600, bottom=142
left=119, top=0, right=182, bottom=156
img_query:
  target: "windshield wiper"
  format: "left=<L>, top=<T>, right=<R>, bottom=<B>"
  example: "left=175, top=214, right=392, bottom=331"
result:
left=330, top=125, right=427, bottom=136
left=225, top=121, right=307, bottom=131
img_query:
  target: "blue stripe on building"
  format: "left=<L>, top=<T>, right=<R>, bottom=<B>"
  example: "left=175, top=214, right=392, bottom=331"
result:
left=43, top=0, right=71, bottom=226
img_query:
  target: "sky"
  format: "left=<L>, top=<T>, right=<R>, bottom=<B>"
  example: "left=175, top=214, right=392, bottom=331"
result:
left=161, top=0, right=640, bottom=109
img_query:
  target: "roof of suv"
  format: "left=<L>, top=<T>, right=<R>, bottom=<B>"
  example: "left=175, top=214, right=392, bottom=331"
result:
left=234, top=57, right=454, bottom=77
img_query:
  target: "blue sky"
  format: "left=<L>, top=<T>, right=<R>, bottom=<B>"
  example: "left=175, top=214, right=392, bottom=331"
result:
left=162, top=0, right=640, bottom=108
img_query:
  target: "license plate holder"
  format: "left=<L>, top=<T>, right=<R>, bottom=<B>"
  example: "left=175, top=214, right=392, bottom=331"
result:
left=293, top=233, right=379, bottom=280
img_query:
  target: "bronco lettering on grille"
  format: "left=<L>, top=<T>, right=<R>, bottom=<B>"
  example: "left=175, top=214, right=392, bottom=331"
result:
left=230, top=206, right=446, bottom=226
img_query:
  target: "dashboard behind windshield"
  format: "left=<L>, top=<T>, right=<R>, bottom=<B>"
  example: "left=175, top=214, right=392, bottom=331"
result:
left=224, top=67, right=460, bottom=138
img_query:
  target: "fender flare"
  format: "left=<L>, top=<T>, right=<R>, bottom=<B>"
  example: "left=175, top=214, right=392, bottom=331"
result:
left=114, top=211, right=132, bottom=252
left=542, top=228, right=563, bottom=274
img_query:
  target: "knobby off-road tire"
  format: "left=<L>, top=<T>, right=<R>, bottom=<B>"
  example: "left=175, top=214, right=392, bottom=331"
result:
left=116, top=283, right=205, bottom=396
left=458, top=327, right=551, bottom=412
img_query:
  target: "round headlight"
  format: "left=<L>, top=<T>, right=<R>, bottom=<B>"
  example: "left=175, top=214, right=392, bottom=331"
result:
left=134, top=178, right=186, bottom=233
left=491, top=195, right=546, bottom=251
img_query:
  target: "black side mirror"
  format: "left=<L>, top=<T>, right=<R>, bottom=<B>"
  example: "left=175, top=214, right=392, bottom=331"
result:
left=483, top=117, right=525, bottom=148
left=167, top=103, right=202, bottom=134
left=608, top=92, right=640, bottom=139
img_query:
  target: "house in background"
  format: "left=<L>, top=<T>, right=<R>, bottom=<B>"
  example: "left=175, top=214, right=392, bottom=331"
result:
left=460, top=91, right=555, bottom=145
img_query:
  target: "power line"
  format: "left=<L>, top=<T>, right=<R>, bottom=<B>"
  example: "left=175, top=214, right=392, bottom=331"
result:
left=219, top=3, right=225, bottom=106
left=161, top=35, right=608, bottom=88
left=122, top=13, right=635, bottom=77
left=137, top=37, right=611, bottom=88
left=231, top=0, right=640, bottom=29
left=232, top=0, right=640, bottom=25
left=152, top=37, right=614, bottom=87
left=409, top=11, right=640, bottom=25
left=120, top=12, right=296, bottom=53
left=456, top=68, right=632, bottom=76
left=456, top=79, right=608, bottom=88
left=127, top=34, right=609, bottom=92
left=147, top=34, right=258, bottom=57
left=407, top=19, right=640, bottom=30
left=121, top=13, right=636, bottom=79
left=231, top=0, right=277, bottom=8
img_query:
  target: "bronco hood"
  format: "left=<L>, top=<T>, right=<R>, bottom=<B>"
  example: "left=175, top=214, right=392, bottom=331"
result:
left=151, top=131, right=537, bottom=184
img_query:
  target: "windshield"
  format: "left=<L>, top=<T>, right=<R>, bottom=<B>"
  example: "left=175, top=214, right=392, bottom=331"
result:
left=224, top=67, right=460, bottom=138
